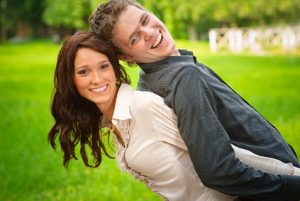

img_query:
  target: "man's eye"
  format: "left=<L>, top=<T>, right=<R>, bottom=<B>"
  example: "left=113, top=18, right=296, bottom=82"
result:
left=131, top=35, right=139, bottom=45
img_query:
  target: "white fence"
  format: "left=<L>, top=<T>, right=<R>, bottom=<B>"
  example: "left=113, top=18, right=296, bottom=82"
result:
left=209, top=25, right=300, bottom=54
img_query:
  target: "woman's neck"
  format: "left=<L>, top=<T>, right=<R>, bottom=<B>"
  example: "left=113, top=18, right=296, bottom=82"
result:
left=97, top=88, right=118, bottom=122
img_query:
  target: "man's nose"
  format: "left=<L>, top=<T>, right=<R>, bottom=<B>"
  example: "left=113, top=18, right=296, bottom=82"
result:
left=141, top=26, right=154, bottom=41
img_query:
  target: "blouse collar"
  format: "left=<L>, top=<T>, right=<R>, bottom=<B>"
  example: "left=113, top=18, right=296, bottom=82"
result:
left=111, top=83, right=133, bottom=124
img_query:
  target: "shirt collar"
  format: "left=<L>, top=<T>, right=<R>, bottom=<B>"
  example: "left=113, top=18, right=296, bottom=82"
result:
left=111, top=83, right=133, bottom=124
left=137, top=49, right=197, bottom=74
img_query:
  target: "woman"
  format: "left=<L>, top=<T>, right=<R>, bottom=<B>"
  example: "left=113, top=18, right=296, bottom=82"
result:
left=48, top=31, right=300, bottom=201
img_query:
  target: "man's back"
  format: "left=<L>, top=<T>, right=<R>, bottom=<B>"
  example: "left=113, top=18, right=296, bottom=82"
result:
left=137, top=49, right=300, bottom=200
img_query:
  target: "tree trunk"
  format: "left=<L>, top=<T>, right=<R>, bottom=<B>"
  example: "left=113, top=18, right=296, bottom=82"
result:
left=0, top=28, right=7, bottom=43
left=188, top=25, right=198, bottom=41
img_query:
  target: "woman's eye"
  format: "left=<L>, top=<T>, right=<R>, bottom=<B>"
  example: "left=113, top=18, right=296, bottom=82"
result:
left=100, top=63, right=110, bottom=70
left=78, top=69, right=88, bottom=76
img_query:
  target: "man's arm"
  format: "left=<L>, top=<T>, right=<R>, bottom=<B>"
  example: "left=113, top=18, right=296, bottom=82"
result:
left=166, top=66, right=300, bottom=200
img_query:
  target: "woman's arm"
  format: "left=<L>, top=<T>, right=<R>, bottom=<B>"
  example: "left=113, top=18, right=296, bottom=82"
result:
left=232, top=144, right=300, bottom=176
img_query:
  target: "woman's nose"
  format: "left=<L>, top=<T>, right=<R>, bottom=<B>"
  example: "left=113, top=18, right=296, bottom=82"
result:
left=91, top=72, right=101, bottom=84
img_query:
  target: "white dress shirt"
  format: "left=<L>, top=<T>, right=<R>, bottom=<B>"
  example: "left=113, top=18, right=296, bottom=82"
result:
left=110, top=84, right=300, bottom=201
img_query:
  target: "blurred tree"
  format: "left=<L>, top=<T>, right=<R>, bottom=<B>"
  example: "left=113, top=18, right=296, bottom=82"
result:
left=139, top=0, right=187, bottom=39
left=43, top=0, right=92, bottom=41
left=218, top=0, right=300, bottom=27
left=0, top=0, right=8, bottom=41
left=23, top=0, right=47, bottom=38
left=173, top=0, right=209, bottom=40
left=139, top=0, right=300, bottom=40
left=0, top=0, right=46, bottom=42
left=91, top=0, right=107, bottom=11
left=1, top=0, right=299, bottom=42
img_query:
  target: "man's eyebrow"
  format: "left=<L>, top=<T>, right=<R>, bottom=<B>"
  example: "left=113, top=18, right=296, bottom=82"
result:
left=140, top=12, right=148, bottom=25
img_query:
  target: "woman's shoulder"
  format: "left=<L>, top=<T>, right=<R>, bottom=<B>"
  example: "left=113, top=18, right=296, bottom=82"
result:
left=134, top=90, right=163, bottom=102
left=130, top=90, right=176, bottom=121
left=130, top=90, right=166, bottom=115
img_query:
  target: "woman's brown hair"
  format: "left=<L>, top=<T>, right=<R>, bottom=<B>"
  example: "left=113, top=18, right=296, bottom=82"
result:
left=48, top=31, right=130, bottom=168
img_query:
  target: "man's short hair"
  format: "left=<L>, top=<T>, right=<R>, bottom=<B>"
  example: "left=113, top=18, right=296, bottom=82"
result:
left=89, top=0, right=145, bottom=42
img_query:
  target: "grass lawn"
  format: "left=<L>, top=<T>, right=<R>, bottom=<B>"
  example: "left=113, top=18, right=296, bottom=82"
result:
left=0, top=39, right=299, bottom=201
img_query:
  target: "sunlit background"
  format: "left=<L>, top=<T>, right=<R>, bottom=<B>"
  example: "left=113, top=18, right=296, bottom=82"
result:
left=0, top=0, right=300, bottom=200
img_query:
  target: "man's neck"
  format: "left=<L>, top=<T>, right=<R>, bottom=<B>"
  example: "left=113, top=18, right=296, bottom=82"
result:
left=170, top=48, right=181, bottom=56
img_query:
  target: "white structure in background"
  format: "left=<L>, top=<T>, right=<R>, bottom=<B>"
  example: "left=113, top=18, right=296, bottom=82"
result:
left=209, top=25, right=300, bottom=54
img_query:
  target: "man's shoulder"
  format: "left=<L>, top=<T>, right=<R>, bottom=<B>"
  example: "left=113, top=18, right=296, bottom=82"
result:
left=138, top=64, right=201, bottom=86
left=171, top=64, right=202, bottom=79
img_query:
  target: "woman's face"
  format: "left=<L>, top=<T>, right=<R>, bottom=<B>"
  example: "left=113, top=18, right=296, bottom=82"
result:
left=74, top=47, right=117, bottom=111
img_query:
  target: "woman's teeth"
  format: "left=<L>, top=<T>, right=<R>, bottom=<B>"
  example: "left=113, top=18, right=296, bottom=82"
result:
left=90, top=86, right=107, bottom=92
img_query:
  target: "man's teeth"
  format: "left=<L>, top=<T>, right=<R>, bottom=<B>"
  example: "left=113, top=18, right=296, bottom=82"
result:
left=90, top=86, right=107, bottom=92
left=152, top=32, right=162, bottom=48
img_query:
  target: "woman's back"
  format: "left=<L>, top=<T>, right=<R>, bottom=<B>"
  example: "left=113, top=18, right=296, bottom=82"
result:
left=112, top=84, right=236, bottom=201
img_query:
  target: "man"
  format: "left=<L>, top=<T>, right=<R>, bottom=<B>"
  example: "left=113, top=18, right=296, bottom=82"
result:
left=89, top=0, right=300, bottom=200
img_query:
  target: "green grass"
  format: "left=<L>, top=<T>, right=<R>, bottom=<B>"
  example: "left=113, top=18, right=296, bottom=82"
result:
left=0, top=39, right=299, bottom=201
left=0, top=40, right=161, bottom=201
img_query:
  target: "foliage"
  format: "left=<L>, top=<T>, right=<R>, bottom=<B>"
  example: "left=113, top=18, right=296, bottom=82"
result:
left=139, top=0, right=300, bottom=40
left=43, top=0, right=91, bottom=37
left=90, top=0, right=107, bottom=12
left=0, top=0, right=46, bottom=40
left=1, top=0, right=300, bottom=41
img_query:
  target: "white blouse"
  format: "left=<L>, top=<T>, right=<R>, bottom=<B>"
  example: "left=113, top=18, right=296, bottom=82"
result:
left=110, top=84, right=300, bottom=201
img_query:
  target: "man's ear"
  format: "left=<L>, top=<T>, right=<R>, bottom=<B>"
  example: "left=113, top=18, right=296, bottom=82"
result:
left=118, top=54, right=134, bottom=63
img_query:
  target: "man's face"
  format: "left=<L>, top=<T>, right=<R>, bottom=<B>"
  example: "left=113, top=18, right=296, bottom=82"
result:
left=112, top=5, right=179, bottom=64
